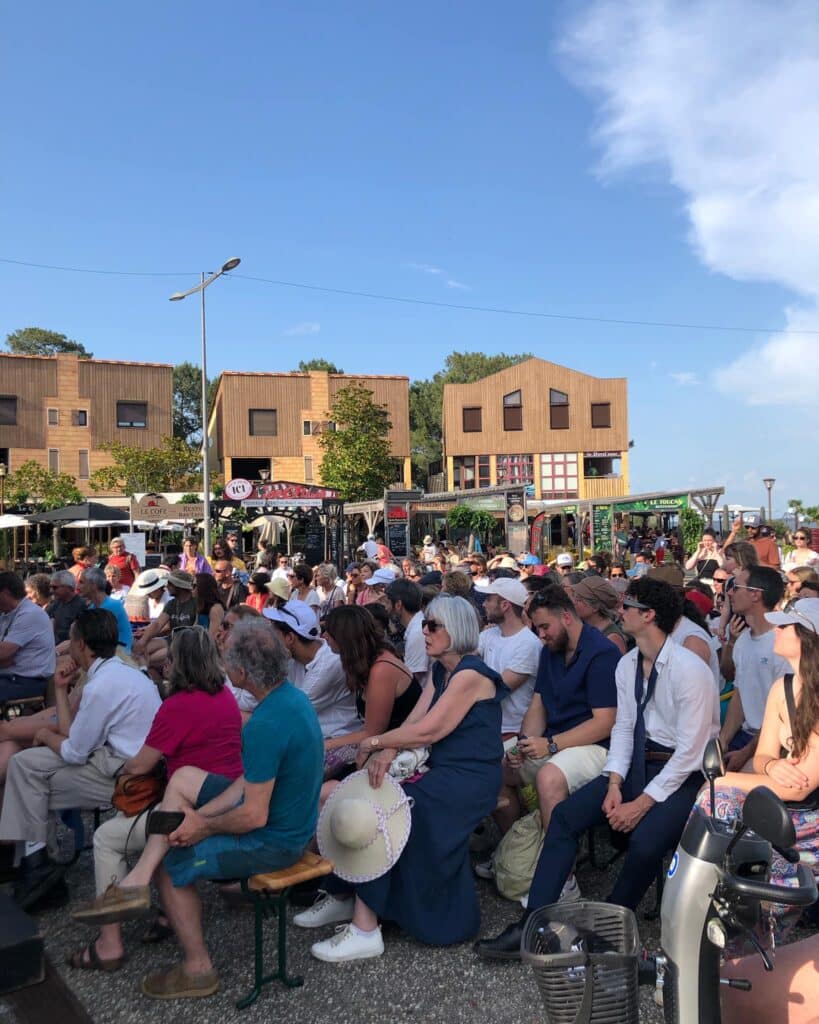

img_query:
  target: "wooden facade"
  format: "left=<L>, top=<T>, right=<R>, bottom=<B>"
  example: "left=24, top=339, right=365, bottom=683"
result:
left=441, top=357, right=629, bottom=500
left=0, top=353, right=173, bottom=495
left=210, top=370, right=412, bottom=487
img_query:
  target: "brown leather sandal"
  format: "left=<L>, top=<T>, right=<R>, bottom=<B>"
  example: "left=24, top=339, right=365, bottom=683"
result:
left=66, top=935, right=125, bottom=972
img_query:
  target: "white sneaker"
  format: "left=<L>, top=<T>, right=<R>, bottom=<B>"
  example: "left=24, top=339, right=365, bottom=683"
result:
left=558, top=875, right=581, bottom=903
left=310, top=923, right=384, bottom=963
left=473, top=859, right=494, bottom=880
left=293, top=892, right=354, bottom=929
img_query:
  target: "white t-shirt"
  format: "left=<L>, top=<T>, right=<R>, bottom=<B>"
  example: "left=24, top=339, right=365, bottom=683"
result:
left=403, top=611, right=428, bottom=676
left=675, top=614, right=720, bottom=737
left=732, top=628, right=792, bottom=732
left=478, top=624, right=542, bottom=733
left=288, top=641, right=359, bottom=739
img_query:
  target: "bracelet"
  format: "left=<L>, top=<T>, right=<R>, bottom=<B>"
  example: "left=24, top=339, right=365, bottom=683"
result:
left=762, top=758, right=776, bottom=777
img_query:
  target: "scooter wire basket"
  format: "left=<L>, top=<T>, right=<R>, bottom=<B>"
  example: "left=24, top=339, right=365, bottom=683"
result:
left=521, top=900, right=640, bottom=1024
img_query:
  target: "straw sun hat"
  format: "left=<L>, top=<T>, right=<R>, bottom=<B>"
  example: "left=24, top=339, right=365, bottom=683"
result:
left=317, top=770, right=412, bottom=884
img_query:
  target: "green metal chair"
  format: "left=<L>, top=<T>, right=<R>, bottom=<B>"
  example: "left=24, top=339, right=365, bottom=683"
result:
left=236, top=851, right=334, bottom=1010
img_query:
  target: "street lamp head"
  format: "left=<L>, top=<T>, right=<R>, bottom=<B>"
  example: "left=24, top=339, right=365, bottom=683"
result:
left=763, top=477, right=775, bottom=489
left=169, top=292, right=186, bottom=302
left=221, top=257, right=241, bottom=273
left=0, top=463, right=6, bottom=479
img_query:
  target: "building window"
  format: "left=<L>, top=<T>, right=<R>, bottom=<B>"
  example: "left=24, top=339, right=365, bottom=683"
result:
left=496, top=453, right=534, bottom=486
left=117, top=401, right=147, bottom=428
left=503, top=390, right=523, bottom=431
left=541, top=453, right=578, bottom=499
left=249, top=409, right=277, bottom=436
left=48, top=408, right=59, bottom=426
left=453, top=455, right=491, bottom=490
left=462, top=406, right=482, bottom=432
left=48, top=449, right=60, bottom=474
left=303, top=420, right=311, bottom=436
left=74, top=410, right=88, bottom=427
left=304, top=456, right=314, bottom=482
left=0, top=397, right=17, bottom=426
left=591, top=403, right=611, bottom=428
left=584, top=453, right=621, bottom=479
left=79, top=450, right=90, bottom=479
left=549, top=389, right=569, bottom=430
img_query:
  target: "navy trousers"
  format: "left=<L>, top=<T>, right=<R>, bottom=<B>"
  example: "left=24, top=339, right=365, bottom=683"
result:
left=528, top=764, right=703, bottom=911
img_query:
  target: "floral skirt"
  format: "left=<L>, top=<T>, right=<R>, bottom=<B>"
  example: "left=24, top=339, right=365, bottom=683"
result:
left=693, top=784, right=819, bottom=939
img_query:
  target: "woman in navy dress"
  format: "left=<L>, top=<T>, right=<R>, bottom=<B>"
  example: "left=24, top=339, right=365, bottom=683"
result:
left=303, top=595, right=506, bottom=962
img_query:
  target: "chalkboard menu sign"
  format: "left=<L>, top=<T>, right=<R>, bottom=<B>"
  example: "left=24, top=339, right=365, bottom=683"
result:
left=304, top=512, right=326, bottom=566
left=505, top=488, right=527, bottom=555
left=386, top=503, right=409, bottom=559
left=592, top=504, right=613, bottom=551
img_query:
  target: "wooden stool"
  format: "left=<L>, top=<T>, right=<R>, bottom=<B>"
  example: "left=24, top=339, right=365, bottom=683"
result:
left=0, top=696, right=46, bottom=722
left=236, top=851, right=334, bottom=1010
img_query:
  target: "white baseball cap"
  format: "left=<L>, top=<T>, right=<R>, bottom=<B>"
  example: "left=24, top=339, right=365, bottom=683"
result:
left=556, top=553, right=574, bottom=567
left=765, top=598, right=819, bottom=634
left=484, top=578, right=529, bottom=607
left=263, top=599, right=321, bottom=640
left=364, top=568, right=398, bottom=587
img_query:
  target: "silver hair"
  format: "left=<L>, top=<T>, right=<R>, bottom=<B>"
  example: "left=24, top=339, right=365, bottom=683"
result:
left=425, top=594, right=480, bottom=655
left=223, top=619, right=289, bottom=692
left=315, top=562, right=337, bottom=583
left=82, top=567, right=107, bottom=591
left=51, top=570, right=77, bottom=589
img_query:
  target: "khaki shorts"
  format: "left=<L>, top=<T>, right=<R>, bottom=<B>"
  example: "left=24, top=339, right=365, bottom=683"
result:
left=518, top=743, right=608, bottom=793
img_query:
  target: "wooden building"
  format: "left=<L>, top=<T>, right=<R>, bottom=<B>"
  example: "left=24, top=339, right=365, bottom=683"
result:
left=441, top=357, right=629, bottom=500
left=0, top=353, right=173, bottom=495
left=208, top=370, right=412, bottom=488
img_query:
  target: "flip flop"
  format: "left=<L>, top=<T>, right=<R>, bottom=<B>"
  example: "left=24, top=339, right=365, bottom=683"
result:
left=66, top=935, right=125, bottom=973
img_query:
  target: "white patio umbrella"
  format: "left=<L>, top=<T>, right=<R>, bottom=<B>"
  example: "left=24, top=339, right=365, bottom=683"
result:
left=0, top=514, right=31, bottom=528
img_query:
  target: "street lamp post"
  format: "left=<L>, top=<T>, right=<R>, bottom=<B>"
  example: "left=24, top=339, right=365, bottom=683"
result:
left=170, top=257, right=241, bottom=556
left=762, top=477, right=775, bottom=523
left=0, top=462, right=6, bottom=516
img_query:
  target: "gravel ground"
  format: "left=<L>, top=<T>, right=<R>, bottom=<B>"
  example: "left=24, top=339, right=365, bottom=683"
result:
left=0, top=824, right=669, bottom=1024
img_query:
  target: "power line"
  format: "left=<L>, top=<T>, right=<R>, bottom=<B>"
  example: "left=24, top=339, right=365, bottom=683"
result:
left=2, top=255, right=816, bottom=336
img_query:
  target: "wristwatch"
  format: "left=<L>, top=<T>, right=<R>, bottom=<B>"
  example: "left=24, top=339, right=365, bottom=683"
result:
left=548, top=739, right=559, bottom=756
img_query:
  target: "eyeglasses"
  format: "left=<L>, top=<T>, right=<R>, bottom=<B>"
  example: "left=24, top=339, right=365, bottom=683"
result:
left=421, top=618, right=444, bottom=633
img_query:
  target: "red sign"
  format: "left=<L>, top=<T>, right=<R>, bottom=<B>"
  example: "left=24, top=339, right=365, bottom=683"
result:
left=223, top=479, right=340, bottom=502
left=387, top=505, right=408, bottom=520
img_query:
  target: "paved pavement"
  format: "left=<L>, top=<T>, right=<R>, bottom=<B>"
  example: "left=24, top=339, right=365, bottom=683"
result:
left=1, top=828, right=670, bottom=1024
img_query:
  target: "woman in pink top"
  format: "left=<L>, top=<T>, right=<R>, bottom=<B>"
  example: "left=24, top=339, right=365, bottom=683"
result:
left=67, top=627, right=243, bottom=972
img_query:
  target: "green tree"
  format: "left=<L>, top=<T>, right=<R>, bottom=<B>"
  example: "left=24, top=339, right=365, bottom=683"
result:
left=317, top=383, right=394, bottom=501
left=295, top=358, right=344, bottom=373
left=172, top=363, right=219, bottom=444
left=409, top=351, right=533, bottom=485
left=6, top=460, right=83, bottom=510
left=679, top=508, right=704, bottom=556
left=5, top=326, right=92, bottom=358
left=88, top=436, right=201, bottom=495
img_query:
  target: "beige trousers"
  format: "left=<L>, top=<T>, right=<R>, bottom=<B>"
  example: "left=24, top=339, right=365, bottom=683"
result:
left=93, top=809, right=150, bottom=896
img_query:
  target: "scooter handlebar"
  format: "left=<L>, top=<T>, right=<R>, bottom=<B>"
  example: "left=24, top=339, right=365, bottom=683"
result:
left=725, top=863, right=818, bottom=907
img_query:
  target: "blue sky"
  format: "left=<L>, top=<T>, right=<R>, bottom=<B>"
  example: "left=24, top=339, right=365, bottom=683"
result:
left=2, top=1, right=815, bottom=511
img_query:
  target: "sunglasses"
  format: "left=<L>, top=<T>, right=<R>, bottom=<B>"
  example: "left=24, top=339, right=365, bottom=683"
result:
left=171, top=624, right=207, bottom=639
left=610, top=571, right=625, bottom=578
left=776, top=608, right=818, bottom=634
left=795, top=535, right=808, bottom=541
left=621, top=597, right=650, bottom=610
left=732, top=584, right=764, bottom=593
left=421, top=618, right=444, bottom=633
left=713, top=576, right=730, bottom=584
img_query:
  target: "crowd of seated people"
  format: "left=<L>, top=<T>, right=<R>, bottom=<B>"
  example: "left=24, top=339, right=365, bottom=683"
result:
left=0, top=520, right=815, bottom=1005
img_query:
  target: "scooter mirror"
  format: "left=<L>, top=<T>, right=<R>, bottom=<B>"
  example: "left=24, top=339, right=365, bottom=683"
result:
left=743, top=786, right=796, bottom=849
left=702, top=738, right=725, bottom=779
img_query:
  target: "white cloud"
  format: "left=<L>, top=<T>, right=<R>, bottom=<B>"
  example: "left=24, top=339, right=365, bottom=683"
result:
left=669, top=371, right=700, bottom=386
left=282, top=322, right=320, bottom=337
left=407, top=262, right=470, bottom=290
left=407, top=262, right=443, bottom=276
left=560, top=0, right=819, bottom=404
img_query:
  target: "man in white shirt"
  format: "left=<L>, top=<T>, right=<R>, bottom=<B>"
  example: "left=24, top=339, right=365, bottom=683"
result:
left=477, top=576, right=716, bottom=959
left=361, top=534, right=379, bottom=560
left=264, top=600, right=358, bottom=740
left=719, top=566, right=790, bottom=771
left=0, top=609, right=160, bottom=909
left=384, top=579, right=428, bottom=684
